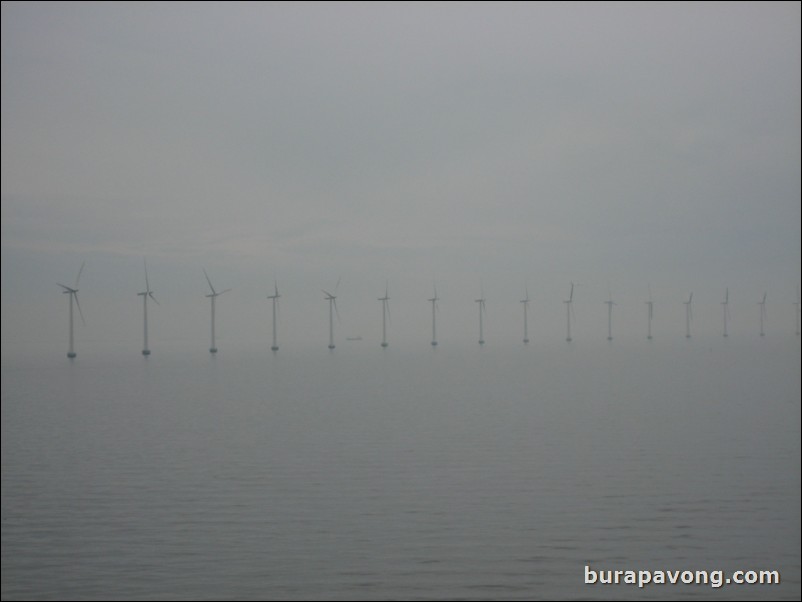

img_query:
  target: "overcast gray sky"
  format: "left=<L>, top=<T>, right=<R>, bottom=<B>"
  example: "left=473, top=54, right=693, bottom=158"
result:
left=2, top=2, right=800, bottom=352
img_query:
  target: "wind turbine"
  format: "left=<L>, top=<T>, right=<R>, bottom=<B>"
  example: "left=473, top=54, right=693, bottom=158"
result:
left=475, top=288, right=486, bottom=345
left=57, top=261, right=85, bottom=359
left=721, top=288, right=730, bottom=337
left=759, top=292, right=767, bottom=336
left=428, top=284, right=439, bottom=346
left=138, top=259, right=159, bottom=356
left=379, top=282, right=391, bottom=348
left=323, top=278, right=341, bottom=349
left=645, top=285, right=654, bottom=340
left=604, top=286, right=616, bottom=341
left=521, top=287, right=530, bottom=344
left=564, top=282, right=575, bottom=342
left=267, top=281, right=281, bottom=351
left=203, top=268, right=231, bottom=353
left=684, top=292, right=693, bottom=338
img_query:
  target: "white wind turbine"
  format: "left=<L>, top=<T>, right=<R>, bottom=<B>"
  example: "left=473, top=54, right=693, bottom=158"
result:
left=267, top=281, right=281, bottom=351
left=645, top=284, right=654, bottom=340
left=759, top=292, right=767, bottom=336
left=722, top=288, right=730, bottom=337
left=203, top=268, right=231, bottom=353
left=684, top=292, right=693, bottom=338
left=475, top=288, right=486, bottom=345
left=323, top=278, right=341, bottom=350
left=379, top=282, right=391, bottom=348
left=428, top=284, right=439, bottom=346
left=138, top=260, right=159, bottom=356
left=57, top=261, right=85, bottom=359
left=521, top=287, right=530, bottom=344
left=604, top=286, right=616, bottom=341
left=564, top=282, right=575, bottom=342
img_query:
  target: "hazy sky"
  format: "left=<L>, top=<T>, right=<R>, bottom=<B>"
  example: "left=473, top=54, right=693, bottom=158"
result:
left=2, top=2, right=800, bottom=352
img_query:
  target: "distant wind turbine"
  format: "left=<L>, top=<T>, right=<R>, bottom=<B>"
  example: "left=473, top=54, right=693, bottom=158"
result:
left=759, top=292, right=767, bottom=336
left=323, top=278, right=341, bottom=349
left=379, top=282, right=390, bottom=348
left=57, top=261, right=85, bottom=359
left=475, top=288, right=486, bottom=345
left=564, top=282, right=575, bottom=342
left=722, top=288, right=730, bottom=337
left=645, top=284, right=654, bottom=340
left=267, top=281, right=281, bottom=351
left=521, top=287, right=530, bottom=344
left=428, top=284, right=439, bottom=346
left=138, top=260, right=159, bottom=356
left=203, top=268, right=231, bottom=353
left=684, top=292, right=693, bottom=338
left=604, top=286, right=616, bottom=341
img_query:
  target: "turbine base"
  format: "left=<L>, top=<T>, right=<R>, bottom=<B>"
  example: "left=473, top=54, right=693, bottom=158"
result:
left=478, top=340, right=485, bottom=345
left=142, top=349, right=151, bottom=356
left=381, top=342, right=388, bottom=348
left=271, top=346, right=279, bottom=351
left=566, top=337, right=572, bottom=342
left=328, top=344, right=335, bottom=350
left=431, top=341, right=438, bottom=346
left=67, top=352, right=77, bottom=359
left=210, top=348, right=217, bottom=353
left=647, top=335, right=653, bottom=340
left=607, top=336, right=613, bottom=341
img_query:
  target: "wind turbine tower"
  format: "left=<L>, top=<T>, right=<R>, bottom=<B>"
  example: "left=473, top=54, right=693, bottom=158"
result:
left=564, top=282, right=575, bottom=342
left=204, top=268, right=231, bottom=354
left=138, top=260, right=159, bottom=355
left=57, top=262, right=85, bottom=359
left=428, top=285, right=439, bottom=346
left=323, top=278, right=340, bottom=350
left=645, top=285, right=654, bottom=340
left=604, top=287, right=616, bottom=341
left=759, top=292, right=767, bottom=336
left=475, top=290, right=486, bottom=345
left=379, top=282, right=390, bottom=348
left=267, top=281, right=281, bottom=351
left=722, top=288, right=730, bottom=337
left=521, top=287, right=530, bottom=344
left=684, top=292, right=693, bottom=338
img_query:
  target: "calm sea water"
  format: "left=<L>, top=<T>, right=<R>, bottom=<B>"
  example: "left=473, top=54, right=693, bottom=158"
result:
left=2, top=336, right=800, bottom=600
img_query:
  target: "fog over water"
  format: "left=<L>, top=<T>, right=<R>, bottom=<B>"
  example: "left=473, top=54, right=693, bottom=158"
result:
left=2, top=3, right=800, bottom=599
left=2, top=336, right=800, bottom=600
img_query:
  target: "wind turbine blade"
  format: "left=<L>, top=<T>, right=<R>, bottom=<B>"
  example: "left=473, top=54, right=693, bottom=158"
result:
left=144, top=259, right=150, bottom=292
left=387, top=299, right=391, bottom=324
left=762, top=292, right=767, bottom=304
left=74, top=292, right=85, bottom=326
left=274, top=280, right=279, bottom=297
left=203, top=268, right=216, bottom=295
left=57, top=283, right=72, bottom=292
left=219, top=288, right=232, bottom=296
left=333, top=298, right=341, bottom=323
left=569, top=282, right=574, bottom=302
left=335, top=276, right=341, bottom=295
left=648, top=283, right=653, bottom=302
left=75, top=261, right=85, bottom=288
left=149, top=292, right=160, bottom=306
left=322, top=289, right=334, bottom=298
